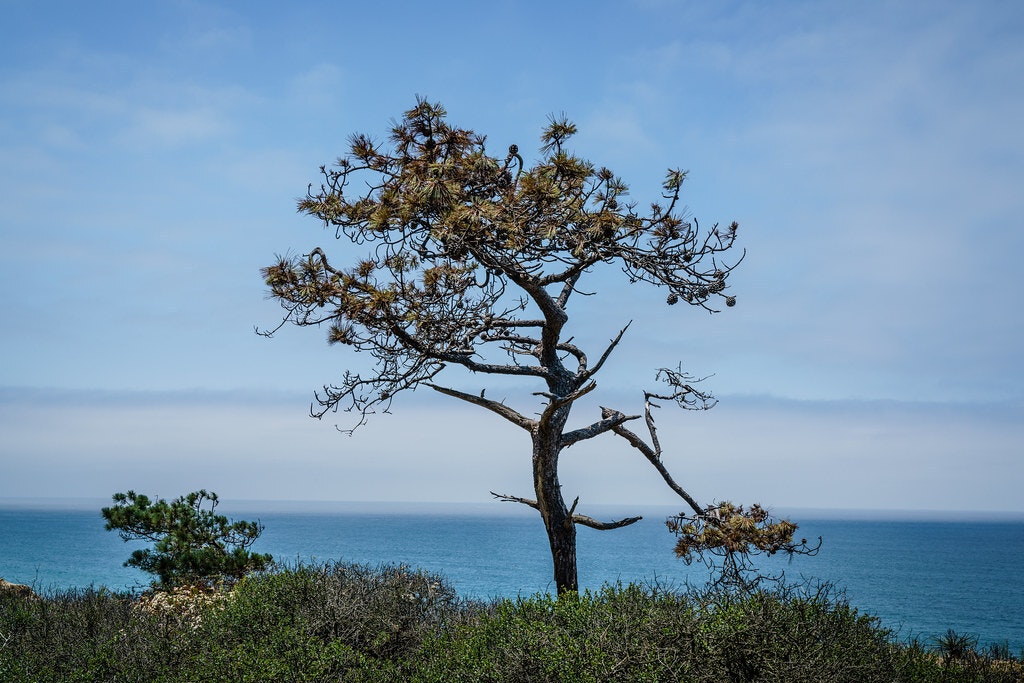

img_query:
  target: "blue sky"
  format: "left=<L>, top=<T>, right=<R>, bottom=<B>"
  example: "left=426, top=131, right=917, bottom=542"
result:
left=1, top=0, right=1022, bottom=513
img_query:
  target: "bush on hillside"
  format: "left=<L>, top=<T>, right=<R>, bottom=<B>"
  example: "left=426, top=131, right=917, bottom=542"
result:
left=1, top=563, right=1021, bottom=682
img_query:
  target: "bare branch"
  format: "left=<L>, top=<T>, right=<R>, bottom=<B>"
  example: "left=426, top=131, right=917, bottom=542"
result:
left=534, top=380, right=597, bottom=412
left=491, top=492, right=642, bottom=531
left=553, top=269, right=586, bottom=308
left=427, top=384, right=536, bottom=431
left=573, top=513, right=643, bottom=531
left=649, top=364, right=718, bottom=411
left=561, top=411, right=641, bottom=449
left=601, top=406, right=703, bottom=516
left=565, top=495, right=580, bottom=526
left=579, top=322, right=631, bottom=382
left=490, top=491, right=539, bottom=511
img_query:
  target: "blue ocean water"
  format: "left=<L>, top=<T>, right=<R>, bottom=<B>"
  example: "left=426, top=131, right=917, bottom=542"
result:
left=1, top=499, right=1022, bottom=653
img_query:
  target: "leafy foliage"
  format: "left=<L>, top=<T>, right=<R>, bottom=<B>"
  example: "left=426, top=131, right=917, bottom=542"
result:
left=2, top=567, right=1020, bottom=682
left=101, top=490, right=273, bottom=589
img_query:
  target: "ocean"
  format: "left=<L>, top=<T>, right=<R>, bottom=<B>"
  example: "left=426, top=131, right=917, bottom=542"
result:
left=1, top=499, right=1022, bottom=653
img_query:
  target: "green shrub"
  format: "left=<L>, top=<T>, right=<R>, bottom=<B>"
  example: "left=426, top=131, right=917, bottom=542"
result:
left=416, top=584, right=699, bottom=682
left=0, top=585, right=186, bottom=682
left=414, top=581, right=1024, bottom=683
left=199, top=561, right=465, bottom=661
left=3, top=566, right=1021, bottom=682
left=687, top=583, right=898, bottom=682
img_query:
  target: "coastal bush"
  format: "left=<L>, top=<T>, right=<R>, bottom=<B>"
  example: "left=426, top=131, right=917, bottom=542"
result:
left=415, top=583, right=699, bottom=681
left=0, top=585, right=186, bottom=682
left=414, top=582, right=909, bottom=682
left=689, top=583, right=899, bottom=681
left=194, top=561, right=467, bottom=662
left=2, top=565, right=1021, bottom=682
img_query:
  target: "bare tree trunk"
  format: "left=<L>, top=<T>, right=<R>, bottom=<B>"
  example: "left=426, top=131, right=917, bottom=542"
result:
left=535, top=456, right=578, bottom=593
left=533, top=404, right=578, bottom=594
left=545, top=503, right=578, bottom=594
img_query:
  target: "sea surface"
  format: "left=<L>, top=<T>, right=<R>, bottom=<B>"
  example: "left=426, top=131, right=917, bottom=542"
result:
left=1, top=499, right=1022, bottom=653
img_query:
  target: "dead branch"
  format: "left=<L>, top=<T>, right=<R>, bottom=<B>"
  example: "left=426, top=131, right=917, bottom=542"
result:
left=601, top=405, right=704, bottom=517
left=490, top=492, right=643, bottom=531
left=426, top=384, right=535, bottom=431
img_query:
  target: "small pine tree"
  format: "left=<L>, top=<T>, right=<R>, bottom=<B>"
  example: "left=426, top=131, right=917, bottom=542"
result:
left=102, top=490, right=272, bottom=589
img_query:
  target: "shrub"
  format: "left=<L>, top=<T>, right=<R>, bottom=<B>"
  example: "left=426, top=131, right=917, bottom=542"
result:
left=3, top=566, right=1021, bottom=682
left=421, top=584, right=704, bottom=682
left=688, top=582, right=899, bottom=682
left=200, top=561, right=465, bottom=661
left=0, top=585, right=186, bottom=682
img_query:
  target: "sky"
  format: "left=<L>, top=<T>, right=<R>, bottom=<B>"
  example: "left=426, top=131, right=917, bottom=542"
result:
left=1, top=0, right=1022, bottom=515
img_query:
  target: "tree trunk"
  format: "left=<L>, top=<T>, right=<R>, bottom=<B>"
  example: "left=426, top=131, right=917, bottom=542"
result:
left=543, top=497, right=578, bottom=594
left=532, top=294, right=579, bottom=595
left=533, top=408, right=578, bottom=594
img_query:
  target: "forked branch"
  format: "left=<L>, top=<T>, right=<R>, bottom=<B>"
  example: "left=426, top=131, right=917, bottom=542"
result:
left=490, top=492, right=642, bottom=530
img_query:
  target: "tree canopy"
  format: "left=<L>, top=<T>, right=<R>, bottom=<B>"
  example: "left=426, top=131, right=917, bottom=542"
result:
left=102, top=490, right=272, bottom=589
left=262, top=98, right=812, bottom=593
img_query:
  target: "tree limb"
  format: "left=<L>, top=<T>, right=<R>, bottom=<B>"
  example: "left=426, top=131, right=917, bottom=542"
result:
left=491, top=492, right=643, bottom=530
left=535, top=380, right=597, bottom=413
left=561, top=412, right=641, bottom=449
left=572, top=513, right=643, bottom=531
left=579, top=322, right=631, bottom=382
left=600, top=405, right=704, bottom=516
left=490, top=491, right=539, bottom=510
left=426, top=384, right=536, bottom=431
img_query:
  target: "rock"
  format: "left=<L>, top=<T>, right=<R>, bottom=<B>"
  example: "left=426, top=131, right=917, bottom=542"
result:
left=0, top=577, right=38, bottom=600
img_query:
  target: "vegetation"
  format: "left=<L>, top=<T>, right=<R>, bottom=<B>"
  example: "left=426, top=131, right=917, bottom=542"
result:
left=2, top=563, right=1020, bottom=682
left=102, top=490, right=273, bottom=589
left=261, top=98, right=811, bottom=594
left=668, top=501, right=820, bottom=589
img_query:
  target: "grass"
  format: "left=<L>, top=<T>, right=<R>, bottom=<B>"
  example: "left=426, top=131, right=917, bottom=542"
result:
left=2, top=562, right=1021, bottom=682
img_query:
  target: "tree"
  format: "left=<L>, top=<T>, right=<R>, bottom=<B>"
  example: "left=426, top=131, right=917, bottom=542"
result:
left=102, top=490, right=273, bottom=589
left=262, top=98, right=807, bottom=594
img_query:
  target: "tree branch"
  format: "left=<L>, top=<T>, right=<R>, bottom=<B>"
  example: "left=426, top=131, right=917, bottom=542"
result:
left=491, top=492, right=643, bottom=530
left=573, top=513, right=643, bottom=531
left=579, top=322, right=631, bottom=382
left=426, top=384, right=536, bottom=431
left=600, top=405, right=703, bottom=516
left=534, top=380, right=597, bottom=412
left=490, top=491, right=539, bottom=511
left=387, top=319, right=549, bottom=379
left=561, top=412, right=641, bottom=449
